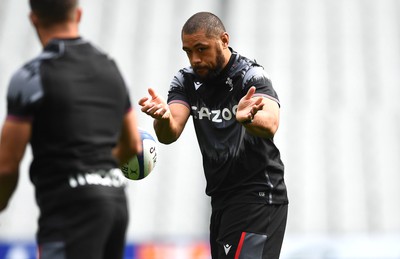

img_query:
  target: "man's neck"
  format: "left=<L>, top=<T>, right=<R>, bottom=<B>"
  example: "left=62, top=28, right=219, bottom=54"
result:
left=37, top=23, right=79, bottom=47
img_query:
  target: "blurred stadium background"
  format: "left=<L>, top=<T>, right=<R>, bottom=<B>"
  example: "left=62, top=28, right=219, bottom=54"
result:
left=1, top=0, right=400, bottom=258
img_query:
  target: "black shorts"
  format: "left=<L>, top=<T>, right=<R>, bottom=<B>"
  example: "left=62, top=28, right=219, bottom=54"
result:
left=210, top=203, right=288, bottom=259
left=37, top=187, right=128, bottom=259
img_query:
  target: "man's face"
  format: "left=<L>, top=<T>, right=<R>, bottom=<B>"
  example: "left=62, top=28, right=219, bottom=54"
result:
left=182, top=30, right=226, bottom=81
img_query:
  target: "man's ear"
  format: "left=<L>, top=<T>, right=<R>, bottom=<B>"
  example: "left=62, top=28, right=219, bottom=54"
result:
left=221, top=32, right=229, bottom=48
left=75, top=7, right=82, bottom=23
left=29, top=11, right=39, bottom=27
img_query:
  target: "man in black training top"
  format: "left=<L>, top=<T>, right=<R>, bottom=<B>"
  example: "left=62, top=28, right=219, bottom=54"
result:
left=0, top=1, right=142, bottom=258
left=139, top=12, right=289, bottom=259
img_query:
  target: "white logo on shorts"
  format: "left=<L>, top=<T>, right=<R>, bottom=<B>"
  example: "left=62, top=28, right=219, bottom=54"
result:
left=224, top=244, right=232, bottom=255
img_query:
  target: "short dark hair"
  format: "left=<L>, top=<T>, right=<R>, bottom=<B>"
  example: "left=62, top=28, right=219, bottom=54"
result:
left=29, top=0, right=78, bottom=26
left=182, top=12, right=226, bottom=39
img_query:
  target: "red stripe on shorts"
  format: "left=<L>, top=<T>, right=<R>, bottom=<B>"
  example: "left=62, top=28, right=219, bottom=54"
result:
left=234, top=232, right=246, bottom=259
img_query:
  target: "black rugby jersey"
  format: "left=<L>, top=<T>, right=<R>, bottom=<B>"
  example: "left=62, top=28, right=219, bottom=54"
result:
left=168, top=49, right=288, bottom=208
left=6, top=38, right=130, bottom=203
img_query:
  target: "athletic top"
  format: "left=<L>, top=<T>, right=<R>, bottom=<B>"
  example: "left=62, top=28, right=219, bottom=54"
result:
left=168, top=49, right=288, bottom=209
left=6, top=38, right=130, bottom=209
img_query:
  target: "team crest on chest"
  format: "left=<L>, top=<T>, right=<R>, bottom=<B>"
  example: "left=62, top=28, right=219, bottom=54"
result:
left=225, top=77, right=233, bottom=91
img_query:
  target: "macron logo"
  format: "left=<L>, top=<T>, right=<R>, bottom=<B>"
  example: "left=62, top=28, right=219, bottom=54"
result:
left=224, top=244, right=232, bottom=255
left=194, top=81, right=203, bottom=90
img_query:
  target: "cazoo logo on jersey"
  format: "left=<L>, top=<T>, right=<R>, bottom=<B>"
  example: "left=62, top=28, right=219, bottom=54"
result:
left=191, top=105, right=239, bottom=122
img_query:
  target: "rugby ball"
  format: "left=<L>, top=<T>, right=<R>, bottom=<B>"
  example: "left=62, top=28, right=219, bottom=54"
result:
left=121, top=129, right=157, bottom=180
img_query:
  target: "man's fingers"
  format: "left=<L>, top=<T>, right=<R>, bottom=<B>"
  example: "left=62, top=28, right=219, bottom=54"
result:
left=244, top=86, right=256, bottom=100
left=247, top=98, right=264, bottom=119
left=254, top=96, right=263, bottom=105
left=138, top=96, right=149, bottom=106
left=139, top=88, right=170, bottom=120
left=148, top=88, right=158, bottom=100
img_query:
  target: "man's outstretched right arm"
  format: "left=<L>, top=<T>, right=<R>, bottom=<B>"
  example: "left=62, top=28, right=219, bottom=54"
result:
left=138, top=88, right=190, bottom=144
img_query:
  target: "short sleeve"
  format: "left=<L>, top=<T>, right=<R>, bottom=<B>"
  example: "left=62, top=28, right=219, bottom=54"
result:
left=167, top=69, right=190, bottom=109
left=6, top=63, right=43, bottom=121
left=243, top=66, right=280, bottom=106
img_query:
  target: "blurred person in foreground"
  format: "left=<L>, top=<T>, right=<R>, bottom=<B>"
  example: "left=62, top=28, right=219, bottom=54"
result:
left=0, top=0, right=142, bottom=258
left=139, top=12, right=288, bottom=259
